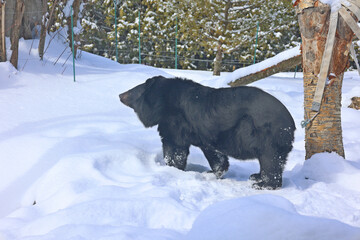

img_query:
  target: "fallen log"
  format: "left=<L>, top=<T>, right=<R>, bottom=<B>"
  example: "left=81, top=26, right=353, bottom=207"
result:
left=228, top=46, right=301, bottom=87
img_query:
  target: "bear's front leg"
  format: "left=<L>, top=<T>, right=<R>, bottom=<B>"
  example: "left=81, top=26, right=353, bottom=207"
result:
left=162, top=140, right=190, bottom=171
left=201, top=147, right=229, bottom=179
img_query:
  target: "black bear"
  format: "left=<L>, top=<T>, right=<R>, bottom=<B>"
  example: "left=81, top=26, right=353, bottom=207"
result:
left=119, top=76, right=295, bottom=189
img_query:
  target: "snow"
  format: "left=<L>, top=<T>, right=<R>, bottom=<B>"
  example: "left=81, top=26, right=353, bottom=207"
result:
left=63, top=0, right=75, bottom=18
left=320, top=0, right=344, bottom=11
left=0, top=35, right=360, bottom=240
left=187, top=195, right=360, bottom=240
left=293, top=0, right=352, bottom=12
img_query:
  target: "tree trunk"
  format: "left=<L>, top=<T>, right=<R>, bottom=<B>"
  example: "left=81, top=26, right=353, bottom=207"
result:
left=0, top=1, right=6, bottom=62
left=10, top=0, right=25, bottom=69
left=213, top=45, right=222, bottom=76
left=67, top=0, right=81, bottom=59
left=38, top=0, right=48, bottom=60
left=297, top=1, right=353, bottom=159
left=39, top=0, right=58, bottom=60
left=212, top=0, right=231, bottom=76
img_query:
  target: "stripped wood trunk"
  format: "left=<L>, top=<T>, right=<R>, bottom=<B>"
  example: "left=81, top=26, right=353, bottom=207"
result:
left=297, top=2, right=353, bottom=159
left=10, top=0, right=25, bottom=69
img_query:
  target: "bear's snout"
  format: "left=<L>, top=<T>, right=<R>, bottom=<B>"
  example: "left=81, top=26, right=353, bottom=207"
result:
left=119, top=92, right=130, bottom=106
left=119, top=83, right=147, bottom=108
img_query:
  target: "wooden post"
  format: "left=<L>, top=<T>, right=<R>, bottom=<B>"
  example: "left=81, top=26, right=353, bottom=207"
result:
left=296, top=1, right=353, bottom=159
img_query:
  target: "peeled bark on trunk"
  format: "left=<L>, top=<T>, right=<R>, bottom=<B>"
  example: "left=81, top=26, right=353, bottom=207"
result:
left=297, top=2, right=353, bottom=159
left=10, top=0, right=25, bottom=69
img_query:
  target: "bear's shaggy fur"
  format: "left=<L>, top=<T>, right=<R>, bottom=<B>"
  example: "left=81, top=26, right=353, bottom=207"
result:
left=119, top=76, right=295, bottom=189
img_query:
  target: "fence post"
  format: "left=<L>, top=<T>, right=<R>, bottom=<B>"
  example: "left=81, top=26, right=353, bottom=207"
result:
left=253, top=21, right=259, bottom=64
left=114, top=0, right=118, bottom=62
left=294, top=65, right=298, bottom=78
left=71, top=5, right=76, bottom=82
left=175, top=15, right=178, bottom=69
left=138, top=10, right=141, bottom=64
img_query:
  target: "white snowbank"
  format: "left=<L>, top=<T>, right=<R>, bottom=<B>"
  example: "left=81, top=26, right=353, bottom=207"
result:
left=297, top=152, right=360, bottom=192
left=187, top=195, right=360, bottom=240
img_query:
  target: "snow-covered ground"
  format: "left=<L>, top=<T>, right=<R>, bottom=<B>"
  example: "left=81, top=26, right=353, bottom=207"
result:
left=0, top=35, right=360, bottom=240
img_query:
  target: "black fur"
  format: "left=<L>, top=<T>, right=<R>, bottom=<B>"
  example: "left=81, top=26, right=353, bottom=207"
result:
left=119, top=76, right=295, bottom=189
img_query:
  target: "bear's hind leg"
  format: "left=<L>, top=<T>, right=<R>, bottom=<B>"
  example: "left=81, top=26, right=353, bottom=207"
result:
left=162, top=140, right=190, bottom=171
left=201, top=147, right=229, bottom=179
left=252, top=149, right=286, bottom=190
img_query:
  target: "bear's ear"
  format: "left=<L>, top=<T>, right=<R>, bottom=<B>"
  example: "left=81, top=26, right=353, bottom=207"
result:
left=145, top=75, right=166, bottom=88
left=134, top=76, right=167, bottom=128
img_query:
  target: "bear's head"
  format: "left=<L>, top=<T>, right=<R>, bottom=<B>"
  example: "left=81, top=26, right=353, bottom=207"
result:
left=120, top=76, right=167, bottom=128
